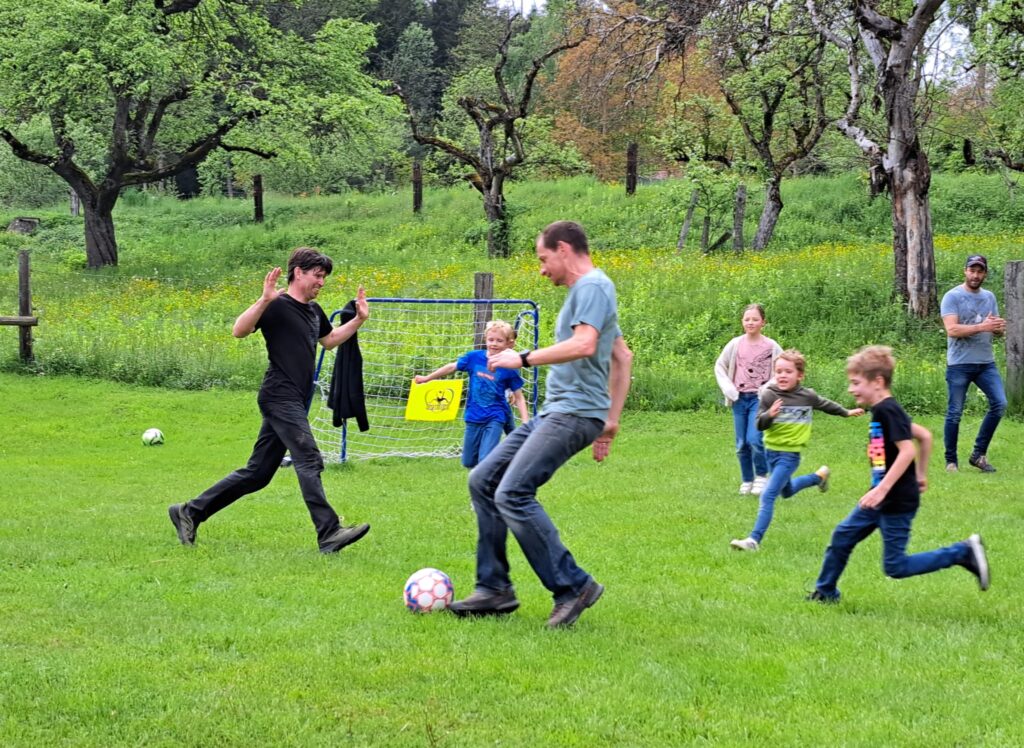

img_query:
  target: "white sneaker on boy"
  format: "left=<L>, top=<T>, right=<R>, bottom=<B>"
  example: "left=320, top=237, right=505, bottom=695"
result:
left=730, top=537, right=760, bottom=551
left=815, top=465, right=831, bottom=493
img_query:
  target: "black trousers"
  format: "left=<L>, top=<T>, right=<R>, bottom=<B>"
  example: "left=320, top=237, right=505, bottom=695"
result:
left=188, top=398, right=341, bottom=544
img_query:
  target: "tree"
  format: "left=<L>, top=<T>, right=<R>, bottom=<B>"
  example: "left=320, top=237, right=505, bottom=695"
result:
left=0, top=0, right=390, bottom=267
left=706, top=0, right=838, bottom=249
left=808, top=0, right=945, bottom=317
left=396, top=8, right=590, bottom=257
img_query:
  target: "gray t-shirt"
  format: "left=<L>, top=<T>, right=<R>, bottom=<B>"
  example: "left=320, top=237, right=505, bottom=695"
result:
left=940, top=285, right=998, bottom=365
left=541, top=268, right=622, bottom=420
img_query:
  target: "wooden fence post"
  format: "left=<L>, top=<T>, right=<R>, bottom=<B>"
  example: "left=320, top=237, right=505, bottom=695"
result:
left=413, top=161, right=423, bottom=214
left=625, top=142, right=638, bottom=196
left=473, top=272, right=494, bottom=349
left=19, top=250, right=32, bottom=361
left=733, top=184, right=747, bottom=253
left=253, top=174, right=264, bottom=223
left=1006, top=260, right=1024, bottom=414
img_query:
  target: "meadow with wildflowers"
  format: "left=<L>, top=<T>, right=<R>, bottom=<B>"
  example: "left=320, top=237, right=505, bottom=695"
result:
left=2, top=172, right=1023, bottom=413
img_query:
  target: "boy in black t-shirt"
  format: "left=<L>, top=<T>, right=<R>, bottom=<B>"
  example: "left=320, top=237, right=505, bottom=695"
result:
left=168, top=247, right=372, bottom=554
left=808, top=346, right=990, bottom=603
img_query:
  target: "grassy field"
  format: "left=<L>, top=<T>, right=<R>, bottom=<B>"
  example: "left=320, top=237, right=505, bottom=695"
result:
left=2, top=373, right=1022, bottom=746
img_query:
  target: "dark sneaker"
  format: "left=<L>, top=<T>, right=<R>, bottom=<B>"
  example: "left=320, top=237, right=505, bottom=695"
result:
left=969, top=453, right=997, bottom=473
left=963, top=533, right=990, bottom=591
left=547, top=579, right=604, bottom=629
left=449, top=588, right=520, bottom=617
left=319, top=523, right=370, bottom=554
left=805, top=589, right=840, bottom=604
left=168, top=503, right=197, bottom=546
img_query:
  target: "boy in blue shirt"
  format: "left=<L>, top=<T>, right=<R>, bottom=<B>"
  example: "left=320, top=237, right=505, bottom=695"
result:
left=808, top=345, right=990, bottom=603
left=415, top=320, right=529, bottom=468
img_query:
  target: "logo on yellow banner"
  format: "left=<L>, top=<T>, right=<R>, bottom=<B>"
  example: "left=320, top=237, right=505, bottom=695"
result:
left=405, top=379, right=463, bottom=421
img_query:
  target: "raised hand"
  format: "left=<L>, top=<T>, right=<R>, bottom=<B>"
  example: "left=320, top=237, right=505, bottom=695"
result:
left=355, top=285, right=369, bottom=321
left=262, top=267, right=282, bottom=303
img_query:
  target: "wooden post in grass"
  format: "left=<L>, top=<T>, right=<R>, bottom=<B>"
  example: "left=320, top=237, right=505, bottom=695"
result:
left=1006, top=260, right=1024, bottom=414
left=253, top=174, right=264, bottom=223
left=473, top=272, right=494, bottom=349
left=412, top=161, right=423, bottom=213
left=0, top=250, right=37, bottom=362
left=626, top=142, right=638, bottom=196
left=733, top=184, right=747, bottom=253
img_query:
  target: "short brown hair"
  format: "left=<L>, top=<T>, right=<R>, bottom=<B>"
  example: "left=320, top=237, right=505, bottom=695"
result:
left=287, top=247, right=333, bottom=283
left=539, top=221, right=589, bottom=254
left=777, top=349, right=806, bottom=374
left=847, top=345, right=895, bottom=387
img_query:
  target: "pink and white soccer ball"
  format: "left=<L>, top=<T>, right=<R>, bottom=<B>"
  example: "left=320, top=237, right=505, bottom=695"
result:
left=403, top=568, right=454, bottom=613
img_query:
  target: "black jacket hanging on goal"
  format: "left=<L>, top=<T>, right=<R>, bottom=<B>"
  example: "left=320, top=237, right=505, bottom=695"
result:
left=328, top=300, right=370, bottom=432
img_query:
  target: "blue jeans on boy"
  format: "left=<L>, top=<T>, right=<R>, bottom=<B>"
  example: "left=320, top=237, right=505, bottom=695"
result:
left=944, top=362, right=1007, bottom=465
left=750, top=450, right=821, bottom=543
left=468, top=412, right=604, bottom=604
left=814, top=506, right=971, bottom=598
left=462, top=420, right=505, bottom=468
left=732, top=393, right=767, bottom=482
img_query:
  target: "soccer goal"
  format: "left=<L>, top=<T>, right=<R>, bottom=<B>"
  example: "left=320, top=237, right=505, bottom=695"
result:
left=311, top=297, right=540, bottom=461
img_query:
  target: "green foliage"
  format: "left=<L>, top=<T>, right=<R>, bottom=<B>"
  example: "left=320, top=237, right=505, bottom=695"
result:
left=2, top=376, right=1023, bottom=745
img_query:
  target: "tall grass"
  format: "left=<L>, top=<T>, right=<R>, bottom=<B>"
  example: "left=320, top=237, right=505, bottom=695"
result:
left=1, top=173, right=1022, bottom=412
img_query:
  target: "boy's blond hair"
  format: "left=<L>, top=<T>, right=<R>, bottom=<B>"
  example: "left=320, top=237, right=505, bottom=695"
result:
left=777, top=348, right=806, bottom=374
left=485, top=319, right=516, bottom=343
left=847, top=345, right=895, bottom=387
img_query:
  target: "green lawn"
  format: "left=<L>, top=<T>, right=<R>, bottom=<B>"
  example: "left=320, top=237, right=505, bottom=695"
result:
left=2, top=373, right=1022, bottom=746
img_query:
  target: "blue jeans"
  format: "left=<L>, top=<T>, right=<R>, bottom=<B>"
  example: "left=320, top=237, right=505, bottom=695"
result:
left=944, top=362, right=1007, bottom=465
left=188, top=399, right=341, bottom=544
left=462, top=420, right=505, bottom=468
left=732, top=393, right=767, bottom=482
left=468, top=412, right=604, bottom=604
left=814, top=506, right=971, bottom=598
left=750, top=450, right=821, bottom=543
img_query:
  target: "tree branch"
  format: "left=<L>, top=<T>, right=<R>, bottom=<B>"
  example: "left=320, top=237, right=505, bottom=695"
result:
left=220, top=143, right=277, bottom=159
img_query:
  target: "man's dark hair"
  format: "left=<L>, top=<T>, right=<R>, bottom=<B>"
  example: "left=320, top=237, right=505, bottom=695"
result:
left=287, top=247, right=333, bottom=283
left=540, top=221, right=589, bottom=255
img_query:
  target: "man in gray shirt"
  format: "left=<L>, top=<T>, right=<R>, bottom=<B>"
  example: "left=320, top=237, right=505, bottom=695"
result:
left=449, top=221, right=633, bottom=628
left=940, top=254, right=1007, bottom=472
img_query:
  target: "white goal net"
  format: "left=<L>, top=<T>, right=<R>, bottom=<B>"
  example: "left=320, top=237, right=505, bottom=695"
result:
left=310, top=297, right=540, bottom=461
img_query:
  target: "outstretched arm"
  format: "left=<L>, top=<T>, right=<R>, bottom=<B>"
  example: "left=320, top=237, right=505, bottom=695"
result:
left=593, top=336, right=633, bottom=462
left=320, top=286, right=369, bottom=351
left=232, top=267, right=281, bottom=338
left=415, top=361, right=458, bottom=384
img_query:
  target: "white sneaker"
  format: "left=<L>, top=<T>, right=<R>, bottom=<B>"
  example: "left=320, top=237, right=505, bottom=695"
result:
left=816, top=465, right=831, bottom=493
left=730, top=537, right=760, bottom=551
left=739, top=481, right=753, bottom=495
left=751, top=476, right=768, bottom=495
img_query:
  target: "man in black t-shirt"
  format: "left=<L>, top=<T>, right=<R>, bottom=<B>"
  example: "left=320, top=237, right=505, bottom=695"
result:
left=169, top=247, right=371, bottom=553
left=808, top=346, right=989, bottom=603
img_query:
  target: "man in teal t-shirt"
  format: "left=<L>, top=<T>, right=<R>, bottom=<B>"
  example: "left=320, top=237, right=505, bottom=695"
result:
left=449, top=221, right=633, bottom=629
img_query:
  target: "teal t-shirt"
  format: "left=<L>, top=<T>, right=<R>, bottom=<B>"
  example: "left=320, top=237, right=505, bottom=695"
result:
left=541, top=268, right=621, bottom=421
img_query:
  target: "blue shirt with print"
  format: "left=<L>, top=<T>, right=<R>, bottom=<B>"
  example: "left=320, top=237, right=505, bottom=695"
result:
left=457, top=349, right=524, bottom=424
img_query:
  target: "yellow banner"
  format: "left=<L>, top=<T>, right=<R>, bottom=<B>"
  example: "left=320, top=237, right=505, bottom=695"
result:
left=405, top=379, right=463, bottom=421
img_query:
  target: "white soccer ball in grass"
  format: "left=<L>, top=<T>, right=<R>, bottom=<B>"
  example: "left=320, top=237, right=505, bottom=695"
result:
left=142, top=428, right=164, bottom=446
left=404, top=568, right=454, bottom=613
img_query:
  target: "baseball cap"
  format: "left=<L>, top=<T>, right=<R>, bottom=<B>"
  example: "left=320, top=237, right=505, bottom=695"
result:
left=965, top=254, right=988, bottom=270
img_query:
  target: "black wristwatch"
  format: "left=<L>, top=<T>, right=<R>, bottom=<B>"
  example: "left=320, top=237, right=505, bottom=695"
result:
left=520, top=350, right=532, bottom=368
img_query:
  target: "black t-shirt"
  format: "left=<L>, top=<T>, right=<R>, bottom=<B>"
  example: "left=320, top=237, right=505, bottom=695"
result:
left=255, top=293, right=332, bottom=403
left=868, top=397, right=919, bottom=514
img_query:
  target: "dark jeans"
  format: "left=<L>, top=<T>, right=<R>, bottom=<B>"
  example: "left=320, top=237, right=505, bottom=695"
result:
left=944, top=362, right=1007, bottom=465
left=468, top=412, right=604, bottom=604
left=814, top=506, right=970, bottom=598
left=187, top=399, right=341, bottom=544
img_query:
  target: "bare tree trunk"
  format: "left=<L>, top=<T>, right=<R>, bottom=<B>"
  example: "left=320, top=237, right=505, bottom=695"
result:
left=1006, top=261, right=1024, bottom=415
left=484, top=187, right=510, bottom=259
left=701, top=214, right=711, bottom=254
left=753, top=177, right=783, bottom=250
left=626, top=142, right=638, bottom=196
left=733, top=184, right=747, bottom=253
left=412, top=160, right=423, bottom=213
left=83, top=199, right=118, bottom=268
left=677, top=190, right=699, bottom=253
left=69, top=188, right=80, bottom=217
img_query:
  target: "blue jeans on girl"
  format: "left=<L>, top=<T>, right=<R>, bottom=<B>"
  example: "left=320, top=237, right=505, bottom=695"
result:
left=750, top=449, right=821, bottom=543
left=732, top=392, right=767, bottom=482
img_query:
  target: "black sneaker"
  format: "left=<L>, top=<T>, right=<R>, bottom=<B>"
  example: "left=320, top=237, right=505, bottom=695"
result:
left=168, top=503, right=197, bottom=546
left=547, top=578, right=604, bottom=628
left=449, top=588, right=520, bottom=617
left=319, top=523, right=370, bottom=554
left=962, top=533, right=990, bottom=591
left=969, top=453, right=997, bottom=473
left=805, top=589, right=840, bottom=604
